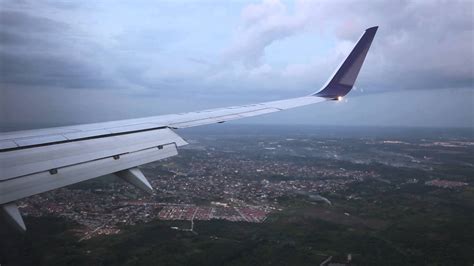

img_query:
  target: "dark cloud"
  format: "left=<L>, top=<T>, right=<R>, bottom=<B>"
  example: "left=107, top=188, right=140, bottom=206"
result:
left=0, top=9, right=114, bottom=89
left=0, top=52, right=109, bottom=88
left=0, top=10, right=68, bottom=34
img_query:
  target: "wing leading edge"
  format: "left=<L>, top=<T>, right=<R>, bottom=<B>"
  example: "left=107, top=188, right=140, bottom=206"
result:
left=0, top=27, right=378, bottom=231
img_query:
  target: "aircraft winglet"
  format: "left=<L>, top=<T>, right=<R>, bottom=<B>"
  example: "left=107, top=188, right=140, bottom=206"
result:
left=314, top=26, right=378, bottom=99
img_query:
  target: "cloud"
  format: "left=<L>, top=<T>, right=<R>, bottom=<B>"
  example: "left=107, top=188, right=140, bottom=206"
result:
left=221, top=0, right=473, bottom=91
left=2, top=0, right=471, bottom=95
left=0, top=0, right=472, bottom=129
left=223, top=0, right=309, bottom=67
left=0, top=9, right=114, bottom=89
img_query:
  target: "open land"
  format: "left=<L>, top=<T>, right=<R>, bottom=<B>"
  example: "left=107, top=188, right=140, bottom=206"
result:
left=1, top=125, right=473, bottom=265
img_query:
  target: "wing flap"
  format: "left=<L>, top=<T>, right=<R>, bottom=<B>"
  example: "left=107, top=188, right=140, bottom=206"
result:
left=0, top=140, right=18, bottom=150
left=1, top=128, right=187, bottom=181
left=0, top=143, right=178, bottom=205
left=62, top=129, right=113, bottom=140
left=14, top=134, right=69, bottom=147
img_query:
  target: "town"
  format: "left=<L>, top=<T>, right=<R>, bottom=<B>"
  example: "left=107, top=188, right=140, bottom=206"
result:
left=18, top=140, right=377, bottom=239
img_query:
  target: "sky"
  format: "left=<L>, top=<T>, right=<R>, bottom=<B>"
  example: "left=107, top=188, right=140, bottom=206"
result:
left=0, top=0, right=473, bottom=131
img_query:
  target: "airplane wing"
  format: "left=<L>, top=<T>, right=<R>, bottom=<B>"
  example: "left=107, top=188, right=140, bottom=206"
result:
left=0, top=26, right=378, bottom=231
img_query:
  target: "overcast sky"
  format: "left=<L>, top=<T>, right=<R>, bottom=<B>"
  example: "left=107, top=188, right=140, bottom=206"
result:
left=0, top=0, right=473, bottom=130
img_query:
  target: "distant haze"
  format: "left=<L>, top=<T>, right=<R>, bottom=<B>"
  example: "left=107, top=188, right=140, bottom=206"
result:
left=0, top=0, right=473, bottom=130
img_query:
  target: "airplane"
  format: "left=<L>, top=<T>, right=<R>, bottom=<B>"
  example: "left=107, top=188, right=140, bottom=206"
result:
left=0, top=26, right=378, bottom=232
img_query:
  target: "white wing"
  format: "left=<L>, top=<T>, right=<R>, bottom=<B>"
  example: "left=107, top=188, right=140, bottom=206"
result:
left=0, top=27, right=378, bottom=231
